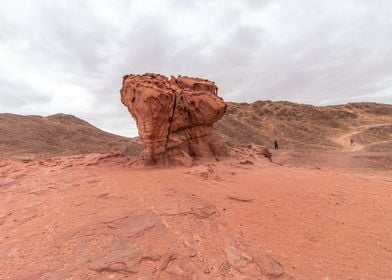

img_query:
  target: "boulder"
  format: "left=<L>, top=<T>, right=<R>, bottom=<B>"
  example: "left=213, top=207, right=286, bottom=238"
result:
left=120, top=73, right=228, bottom=165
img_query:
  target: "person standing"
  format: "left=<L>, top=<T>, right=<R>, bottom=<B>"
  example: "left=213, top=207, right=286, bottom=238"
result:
left=274, top=140, right=279, bottom=150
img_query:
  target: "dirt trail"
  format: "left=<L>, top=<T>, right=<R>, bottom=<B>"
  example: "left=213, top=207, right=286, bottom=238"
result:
left=332, top=124, right=390, bottom=152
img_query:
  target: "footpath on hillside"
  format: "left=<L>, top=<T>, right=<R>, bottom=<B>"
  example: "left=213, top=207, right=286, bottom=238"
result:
left=332, top=123, right=391, bottom=152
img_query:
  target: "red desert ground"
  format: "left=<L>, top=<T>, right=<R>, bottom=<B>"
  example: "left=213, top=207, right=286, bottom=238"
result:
left=1, top=74, right=392, bottom=279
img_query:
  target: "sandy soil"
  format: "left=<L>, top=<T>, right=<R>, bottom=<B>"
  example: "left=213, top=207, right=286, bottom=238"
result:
left=0, top=153, right=391, bottom=279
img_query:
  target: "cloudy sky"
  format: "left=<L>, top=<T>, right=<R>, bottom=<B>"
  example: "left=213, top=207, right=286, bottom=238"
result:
left=1, top=0, right=391, bottom=136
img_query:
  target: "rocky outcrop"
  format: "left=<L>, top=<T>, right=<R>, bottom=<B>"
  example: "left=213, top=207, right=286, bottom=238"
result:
left=120, top=73, right=228, bottom=165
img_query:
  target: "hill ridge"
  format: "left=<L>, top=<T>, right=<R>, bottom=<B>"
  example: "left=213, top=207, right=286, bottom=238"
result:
left=0, top=113, right=142, bottom=159
left=1, top=100, right=391, bottom=159
left=215, top=100, right=392, bottom=150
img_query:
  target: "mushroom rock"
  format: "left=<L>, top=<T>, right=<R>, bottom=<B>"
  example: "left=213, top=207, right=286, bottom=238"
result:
left=120, top=73, right=228, bottom=165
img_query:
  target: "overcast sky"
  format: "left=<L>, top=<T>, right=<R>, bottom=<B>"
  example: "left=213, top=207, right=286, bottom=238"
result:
left=1, top=0, right=391, bottom=136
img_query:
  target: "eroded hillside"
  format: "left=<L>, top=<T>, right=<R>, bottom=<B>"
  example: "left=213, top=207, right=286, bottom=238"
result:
left=215, top=101, right=392, bottom=151
left=0, top=113, right=142, bottom=159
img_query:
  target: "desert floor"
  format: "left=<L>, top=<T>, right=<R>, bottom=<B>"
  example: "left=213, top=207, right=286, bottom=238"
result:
left=0, top=151, right=391, bottom=279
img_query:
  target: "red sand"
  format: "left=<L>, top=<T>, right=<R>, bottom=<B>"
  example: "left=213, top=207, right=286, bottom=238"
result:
left=0, top=154, right=391, bottom=279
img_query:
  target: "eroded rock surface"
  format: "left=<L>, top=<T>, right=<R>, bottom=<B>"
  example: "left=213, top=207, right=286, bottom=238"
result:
left=121, top=74, right=227, bottom=165
left=0, top=157, right=297, bottom=280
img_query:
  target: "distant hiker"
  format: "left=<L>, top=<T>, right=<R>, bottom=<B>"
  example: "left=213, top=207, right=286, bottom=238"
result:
left=274, top=140, right=279, bottom=150
left=350, top=138, right=355, bottom=146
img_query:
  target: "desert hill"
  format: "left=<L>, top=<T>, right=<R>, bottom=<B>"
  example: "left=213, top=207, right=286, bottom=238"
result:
left=0, top=113, right=142, bottom=159
left=215, top=101, right=392, bottom=151
left=1, top=101, right=391, bottom=161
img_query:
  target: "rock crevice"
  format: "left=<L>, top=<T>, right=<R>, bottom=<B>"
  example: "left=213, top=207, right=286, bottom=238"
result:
left=165, top=91, right=177, bottom=153
left=120, top=73, right=228, bottom=165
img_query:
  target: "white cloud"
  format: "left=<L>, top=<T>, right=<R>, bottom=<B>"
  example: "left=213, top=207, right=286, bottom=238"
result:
left=0, top=0, right=391, bottom=136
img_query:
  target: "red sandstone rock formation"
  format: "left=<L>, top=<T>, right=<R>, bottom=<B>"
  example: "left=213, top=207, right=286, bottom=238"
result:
left=120, top=74, right=228, bottom=165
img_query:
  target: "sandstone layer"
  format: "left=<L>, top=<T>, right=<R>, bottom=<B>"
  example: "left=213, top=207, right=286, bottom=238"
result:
left=121, top=74, right=227, bottom=165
